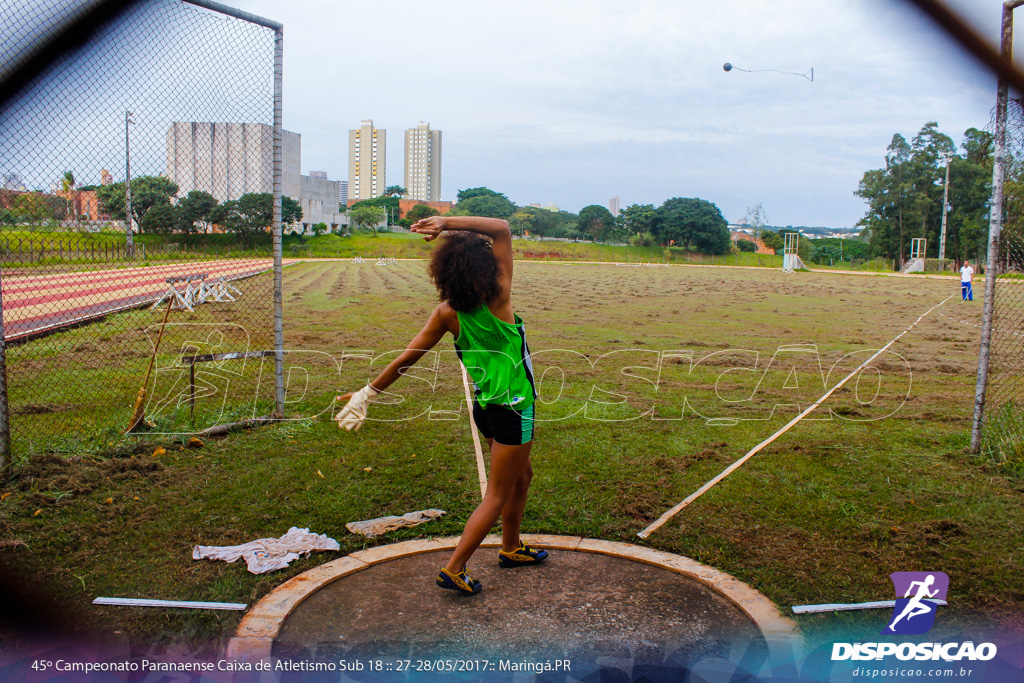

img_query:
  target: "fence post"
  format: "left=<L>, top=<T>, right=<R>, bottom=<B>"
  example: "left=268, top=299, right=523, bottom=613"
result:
left=0, top=265, right=7, bottom=478
left=272, top=23, right=285, bottom=419
left=972, top=1, right=1018, bottom=453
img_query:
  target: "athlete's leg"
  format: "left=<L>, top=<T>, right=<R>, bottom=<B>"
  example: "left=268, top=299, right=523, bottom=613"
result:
left=906, top=603, right=932, bottom=620
left=500, top=456, right=534, bottom=552
left=889, top=604, right=915, bottom=629
left=445, top=440, right=532, bottom=573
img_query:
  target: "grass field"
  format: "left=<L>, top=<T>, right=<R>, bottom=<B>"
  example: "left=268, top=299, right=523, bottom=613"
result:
left=1, top=228, right=903, bottom=271
left=1, top=260, right=1021, bottom=655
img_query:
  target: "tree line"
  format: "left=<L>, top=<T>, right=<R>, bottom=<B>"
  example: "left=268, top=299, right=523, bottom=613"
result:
left=92, top=177, right=302, bottom=242
left=11, top=171, right=737, bottom=256
left=383, top=187, right=734, bottom=255
left=855, top=121, right=993, bottom=262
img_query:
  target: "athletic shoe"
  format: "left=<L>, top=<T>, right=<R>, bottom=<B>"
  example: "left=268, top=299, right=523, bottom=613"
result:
left=436, top=566, right=481, bottom=594
left=498, top=543, right=549, bottom=567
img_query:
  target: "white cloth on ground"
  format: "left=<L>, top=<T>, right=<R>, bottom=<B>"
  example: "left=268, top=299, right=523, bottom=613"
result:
left=345, top=509, right=446, bottom=538
left=192, top=527, right=340, bottom=574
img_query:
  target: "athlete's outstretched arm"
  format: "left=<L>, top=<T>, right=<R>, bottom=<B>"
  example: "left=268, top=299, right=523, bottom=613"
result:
left=335, top=305, right=455, bottom=430
left=366, top=305, right=455, bottom=393
left=411, top=215, right=513, bottom=302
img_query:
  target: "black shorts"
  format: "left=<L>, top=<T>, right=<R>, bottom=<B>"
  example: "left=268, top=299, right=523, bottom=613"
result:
left=472, top=401, right=535, bottom=446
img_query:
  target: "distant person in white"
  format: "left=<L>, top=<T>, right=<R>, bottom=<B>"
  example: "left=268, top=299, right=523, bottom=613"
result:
left=961, top=260, right=974, bottom=302
left=887, top=574, right=940, bottom=632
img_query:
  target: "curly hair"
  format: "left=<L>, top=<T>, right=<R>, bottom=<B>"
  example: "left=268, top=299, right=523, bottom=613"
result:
left=427, top=231, right=501, bottom=312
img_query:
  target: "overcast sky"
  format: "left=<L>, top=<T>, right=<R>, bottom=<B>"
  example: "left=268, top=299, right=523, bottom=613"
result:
left=145, top=2, right=1024, bottom=226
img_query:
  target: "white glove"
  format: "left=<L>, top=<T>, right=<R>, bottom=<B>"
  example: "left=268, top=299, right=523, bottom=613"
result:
left=335, top=384, right=380, bottom=431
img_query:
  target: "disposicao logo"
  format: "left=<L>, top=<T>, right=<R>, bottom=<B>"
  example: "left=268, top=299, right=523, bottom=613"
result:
left=831, top=570, right=998, bottom=663
left=883, top=571, right=948, bottom=635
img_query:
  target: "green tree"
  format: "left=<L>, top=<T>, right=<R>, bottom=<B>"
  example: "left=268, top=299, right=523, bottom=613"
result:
left=348, top=195, right=398, bottom=224
left=349, top=204, right=387, bottom=235
left=12, top=192, right=53, bottom=225
left=654, top=197, right=731, bottom=254
left=950, top=128, right=993, bottom=263
left=577, top=204, right=616, bottom=241
left=737, top=239, right=756, bottom=252
left=406, top=204, right=440, bottom=223
left=60, top=171, right=77, bottom=223
left=548, top=210, right=581, bottom=239
left=511, top=210, right=534, bottom=237
left=96, top=175, right=178, bottom=228
left=282, top=195, right=303, bottom=225
left=856, top=123, right=958, bottom=260
left=384, top=185, right=407, bottom=198
left=811, top=237, right=869, bottom=263
left=177, top=190, right=218, bottom=234
left=140, top=203, right=179, bottom=234
left=455, top=187, right=516, bottom=219
left=217, top=193, right=274, bottom=242
left=209, top=193, right=300, bottom=236
left=760, top=229, right=783, bottom=253
left=618, top=203, right=658, bottom=242
left=312, top=222, right=328, bottom=236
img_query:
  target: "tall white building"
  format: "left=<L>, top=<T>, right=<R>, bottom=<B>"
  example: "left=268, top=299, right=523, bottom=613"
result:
left=404, top=121, right=442, bottom=202
left=609, top=196, right=621, bottom=217
left=166, top=122, right=342, bottom=232
left=348, top=120, right=385, bottom=201
left=166, top=122, right=300, bottom=201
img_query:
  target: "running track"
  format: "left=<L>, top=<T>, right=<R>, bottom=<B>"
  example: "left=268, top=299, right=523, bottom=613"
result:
left=1, top=259, right=280, bottom=340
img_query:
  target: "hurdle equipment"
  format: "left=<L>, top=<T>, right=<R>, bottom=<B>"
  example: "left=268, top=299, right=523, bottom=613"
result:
left=197, top=276, right=242, bottom=304
left=151, top=273, right=209, bottom=311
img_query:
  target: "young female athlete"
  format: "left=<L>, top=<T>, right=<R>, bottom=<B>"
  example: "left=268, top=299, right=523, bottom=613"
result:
left=335, top=215, right=547, bottom=595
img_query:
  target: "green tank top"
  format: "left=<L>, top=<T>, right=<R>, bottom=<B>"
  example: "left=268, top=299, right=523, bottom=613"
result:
left=454, top=305, right=536, bottom=410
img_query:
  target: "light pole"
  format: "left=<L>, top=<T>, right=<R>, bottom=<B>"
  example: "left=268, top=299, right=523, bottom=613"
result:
left=124, top=110, right=135, bottom=256
left=938, top=152, right=952, bottom=260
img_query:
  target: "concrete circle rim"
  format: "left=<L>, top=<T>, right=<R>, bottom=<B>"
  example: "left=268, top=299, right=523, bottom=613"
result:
left=225, top=534, right=801, bottom=661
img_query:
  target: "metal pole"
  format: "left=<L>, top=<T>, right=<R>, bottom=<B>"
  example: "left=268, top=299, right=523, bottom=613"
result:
left=0, top=267, right=9, bottom=479
left=971, top=1, right=1019, bottom=453
left=125, top=110, right=135, bottom=255
left=939, top=154, right=951, bottom=260
left=272, top=27, right=285, bottom=418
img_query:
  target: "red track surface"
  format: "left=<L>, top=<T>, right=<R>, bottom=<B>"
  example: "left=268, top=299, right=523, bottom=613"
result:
left=1, top=259, right=275, bottom=340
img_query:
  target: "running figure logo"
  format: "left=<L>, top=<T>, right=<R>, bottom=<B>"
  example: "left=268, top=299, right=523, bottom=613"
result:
left=883, top=571, right=949, bottom=635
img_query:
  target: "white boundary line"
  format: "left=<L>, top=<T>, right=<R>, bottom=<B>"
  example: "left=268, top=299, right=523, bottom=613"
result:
left=638, top=293, right=957, bottom=539
left=94, top=597, right=247, bottom=610
left=459, top=361, right=488, bottom=499
left=791, top=598, right=946, bottom=615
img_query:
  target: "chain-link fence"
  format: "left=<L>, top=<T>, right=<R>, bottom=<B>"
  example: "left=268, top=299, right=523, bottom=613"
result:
left=973, top=90, right=1024, bottom=462
left=0, top=0, right=284, bottom=470
left=981, top=233, right=1024, bottom=463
